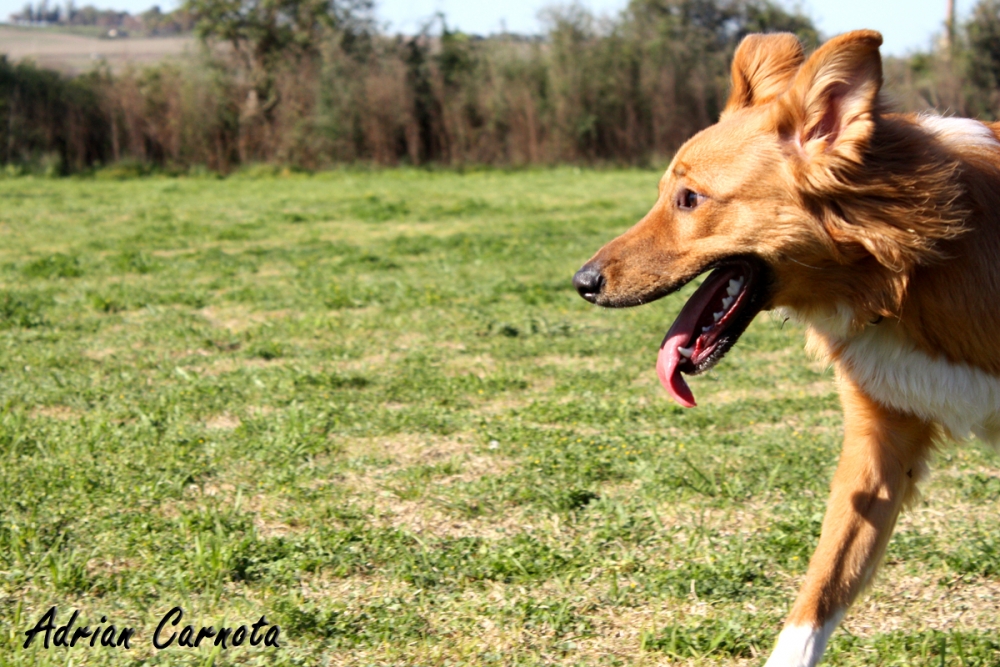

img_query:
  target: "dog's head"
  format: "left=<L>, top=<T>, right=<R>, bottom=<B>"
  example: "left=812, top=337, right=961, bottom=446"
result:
left=574, top=30, right=963, bottom=406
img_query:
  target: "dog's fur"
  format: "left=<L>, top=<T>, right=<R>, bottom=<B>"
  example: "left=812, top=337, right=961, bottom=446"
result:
left=573, top=31, right=1000, bottom=666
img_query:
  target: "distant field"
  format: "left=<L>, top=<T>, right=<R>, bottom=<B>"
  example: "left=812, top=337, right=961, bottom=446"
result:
left=0, top=24, right=194, bottom=72
left=0, top=168, right=998, bottom=666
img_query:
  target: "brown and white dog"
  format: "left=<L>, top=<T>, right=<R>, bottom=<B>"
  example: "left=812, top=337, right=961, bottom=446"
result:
left=573, top=30, right=1000, bottom=667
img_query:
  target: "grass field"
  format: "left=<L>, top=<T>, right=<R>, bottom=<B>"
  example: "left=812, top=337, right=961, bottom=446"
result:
left=0, top=167, right=998, bottom=667
left=0, top=25, right=194, bottom=73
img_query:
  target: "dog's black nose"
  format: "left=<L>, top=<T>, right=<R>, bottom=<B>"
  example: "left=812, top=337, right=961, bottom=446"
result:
left=573, top=265, right=604, bottom=302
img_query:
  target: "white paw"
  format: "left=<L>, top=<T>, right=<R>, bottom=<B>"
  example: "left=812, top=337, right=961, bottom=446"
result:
left=763, top=613, right=843, bottom=667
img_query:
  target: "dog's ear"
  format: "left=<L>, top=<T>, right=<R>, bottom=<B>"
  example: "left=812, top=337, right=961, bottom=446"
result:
left=722, top=33, right=804, bottom=117
left=779, top=30, right=883, bottom=167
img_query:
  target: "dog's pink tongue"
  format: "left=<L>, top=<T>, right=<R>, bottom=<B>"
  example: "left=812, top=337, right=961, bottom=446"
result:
left=653, top=268, right=737, bottom=408
left=657, top=322, right=697, bottom=408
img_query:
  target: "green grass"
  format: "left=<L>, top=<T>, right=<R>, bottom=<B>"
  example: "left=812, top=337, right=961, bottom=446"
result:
left=0, top=167, right=998, bottom=666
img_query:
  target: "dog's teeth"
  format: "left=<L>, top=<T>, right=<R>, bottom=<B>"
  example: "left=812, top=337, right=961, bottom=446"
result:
left=702, top=326, right=712, bottom=333
left=722, top=296, right=734, bottom=309
left=678, top=346, right=693, bottom=358
left=727, top=280, right=740, bottom=296
left=713, top=311, right=724, bottom=322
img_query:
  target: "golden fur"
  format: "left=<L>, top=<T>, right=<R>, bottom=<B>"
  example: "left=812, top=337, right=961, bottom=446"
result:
left=575, top=30, right=1000, bottom=666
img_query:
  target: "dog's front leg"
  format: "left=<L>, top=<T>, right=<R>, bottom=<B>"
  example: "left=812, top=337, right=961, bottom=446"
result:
left=764, top=376, right=935, bottom=667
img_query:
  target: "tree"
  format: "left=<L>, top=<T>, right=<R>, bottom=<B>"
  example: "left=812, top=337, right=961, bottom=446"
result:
left=966, top=0, right=1000, bottom=101
left=183, top=0, right=373, bottom=69
left=182, top=0, right=373, bottom=150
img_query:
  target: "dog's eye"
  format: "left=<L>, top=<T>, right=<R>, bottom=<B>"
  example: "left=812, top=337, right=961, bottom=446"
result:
left=677, top=188, right=706, bottom=211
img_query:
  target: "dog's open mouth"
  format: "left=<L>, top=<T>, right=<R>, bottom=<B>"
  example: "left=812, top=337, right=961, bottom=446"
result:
left=656, top=258, right=769, bottom=407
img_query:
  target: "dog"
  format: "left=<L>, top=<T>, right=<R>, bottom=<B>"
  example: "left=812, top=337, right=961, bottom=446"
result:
left=573, top=30, right=1000, bottom=667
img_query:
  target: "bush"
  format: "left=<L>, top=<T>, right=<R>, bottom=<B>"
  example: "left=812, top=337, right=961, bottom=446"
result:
left=7, top=0, right=1000, bottom=172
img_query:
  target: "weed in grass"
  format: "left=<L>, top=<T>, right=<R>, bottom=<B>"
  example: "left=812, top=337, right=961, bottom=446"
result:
left=21, top=253, right=83, bottom=279
left=295, top=371, right=370, bottom=390
left=348, top=194, right=410, bottom=222
left=642, top=612, right=778, bottom=659
left=497, top=596, right=594, bottom=638
left=319, top=281, right=369, bottom=310
left=113, top=249, right=159, bottom=274
left=826, top=629, right=1000, bottom=666
left=944, top=526, right=1000, bottom=578
left=275, top=595, right=430, bottom=646
left=45, top=547, right=92, bottom=595
left=248, top=340, right=284, bottom=360
left=0, top=290, right=51, bottom=328
left=87, top=288, right=133, bottom=313
left=956, top=473, right=1000, bottom=501
left=648, top=529, right=777, bottom=602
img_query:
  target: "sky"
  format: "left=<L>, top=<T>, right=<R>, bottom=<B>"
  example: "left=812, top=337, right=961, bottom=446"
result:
left=0, top=0, right=964, bottom=57
left=376, top=0, right=958, bottom=55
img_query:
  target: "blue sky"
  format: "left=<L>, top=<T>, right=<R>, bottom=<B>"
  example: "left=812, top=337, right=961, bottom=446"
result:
left=1, top=0, right=962, bottom=57
left=376, top=0, right=958, bottom=55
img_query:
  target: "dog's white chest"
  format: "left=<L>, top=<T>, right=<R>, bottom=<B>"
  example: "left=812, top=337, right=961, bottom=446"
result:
left=826, top=324, right=1000, bottom=444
